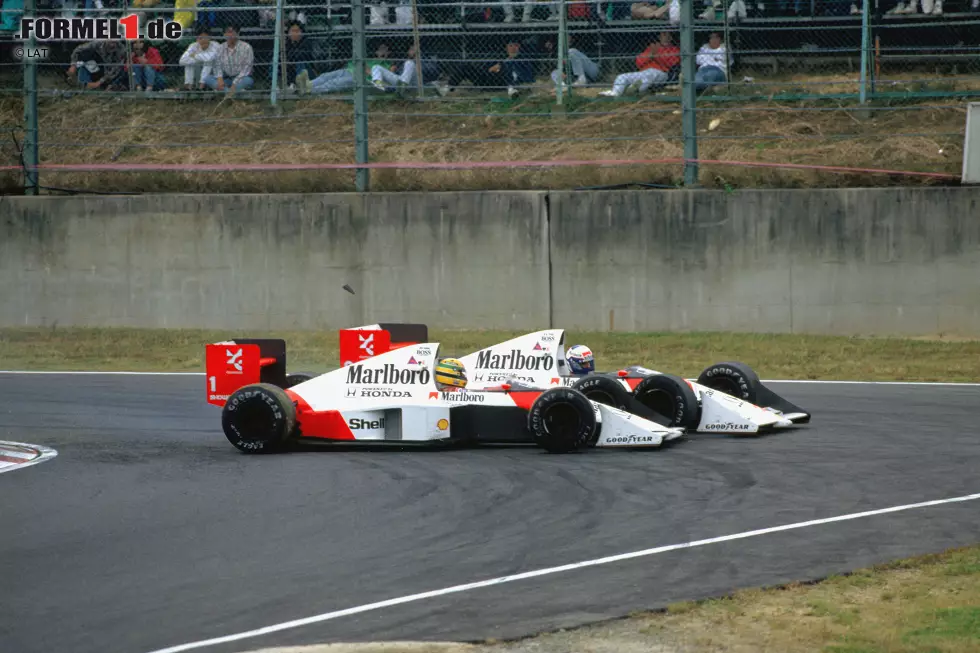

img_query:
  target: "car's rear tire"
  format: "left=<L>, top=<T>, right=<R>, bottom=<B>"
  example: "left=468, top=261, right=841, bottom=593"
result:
left=631, top=374, right=701, bottom=429
left=571, top=375, right=632, bottom=410
left=527, top=388, right=597, bottom=453
left=283, top=372, right=315, bottom=389
left=696, top=361, right=762, bottom=403
left=222, top=383, right=296, bottom=454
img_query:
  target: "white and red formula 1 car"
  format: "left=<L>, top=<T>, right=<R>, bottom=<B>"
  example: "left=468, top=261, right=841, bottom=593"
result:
left=204, top=325, right=685, bottom=454
left=455, top=330, right=811, bottom=434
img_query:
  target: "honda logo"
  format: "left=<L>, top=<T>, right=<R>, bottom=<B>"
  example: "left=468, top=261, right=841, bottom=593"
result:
left=359, top=334, right=374, bottom=356
left=346, top=388, right=357, bottom=397
left=226, top=348, right=243, bottom=375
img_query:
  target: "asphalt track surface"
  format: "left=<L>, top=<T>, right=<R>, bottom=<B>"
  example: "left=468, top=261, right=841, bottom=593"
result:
left=2, top=374, right=980, bottom=653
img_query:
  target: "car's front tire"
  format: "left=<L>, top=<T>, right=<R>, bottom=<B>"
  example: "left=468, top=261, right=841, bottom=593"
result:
left=631, top=374, right=701, bottom=429
left=696, top=361, right=762, bottom=403
left=222, top=383, right=296, bottom=454
left=527, top=388, right=597, bottom=453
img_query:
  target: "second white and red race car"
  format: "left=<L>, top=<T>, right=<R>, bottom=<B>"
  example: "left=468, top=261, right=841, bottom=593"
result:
left=456, top=329, right=812, bottom=433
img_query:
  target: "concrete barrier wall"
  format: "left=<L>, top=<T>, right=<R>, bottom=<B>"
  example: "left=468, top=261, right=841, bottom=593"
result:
left=548, top=187, right=980, bottom=335
left=0, top=193, right=551, bottom=330
left=2, top=187, right=979, bottom=335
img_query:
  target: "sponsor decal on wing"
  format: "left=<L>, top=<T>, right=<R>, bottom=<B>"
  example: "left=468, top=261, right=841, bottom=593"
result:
left=348, top=416, right=386, bottom=430
left=475, top=349, right=555, bottom=372
left=428, top=390, right=485, bottom=403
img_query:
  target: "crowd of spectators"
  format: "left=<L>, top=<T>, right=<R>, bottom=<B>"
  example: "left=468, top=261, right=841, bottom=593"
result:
left=62, top=18, right=735, bottom=98
left=66, top=23, right=255, bottom=93
left=31, top=0, right=979, bottom=97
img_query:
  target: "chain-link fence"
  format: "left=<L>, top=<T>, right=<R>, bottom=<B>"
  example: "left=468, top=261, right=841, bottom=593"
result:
left=2, top=0, right=976, bottom=194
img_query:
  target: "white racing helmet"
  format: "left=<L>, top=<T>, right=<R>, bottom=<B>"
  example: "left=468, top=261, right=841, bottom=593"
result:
left=565, top=344, right=594, bottom=375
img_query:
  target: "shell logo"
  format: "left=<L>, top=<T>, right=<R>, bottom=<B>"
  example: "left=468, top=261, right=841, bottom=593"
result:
left=437, top=418, right=449, bottom=430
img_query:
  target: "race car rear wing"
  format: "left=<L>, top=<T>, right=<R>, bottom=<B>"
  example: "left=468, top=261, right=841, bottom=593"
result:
left=206, top=339, right=287, bottom=407
left=205, top=324, right=429, bottom=408
left=338, top=323, right=428, bottom=367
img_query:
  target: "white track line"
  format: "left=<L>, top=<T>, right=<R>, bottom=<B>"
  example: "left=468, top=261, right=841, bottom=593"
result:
left=0, top=371, right=977, bottom=386
left=144, top=489, right=980, bottom=653
left=0, top=440, right=58, bottom=474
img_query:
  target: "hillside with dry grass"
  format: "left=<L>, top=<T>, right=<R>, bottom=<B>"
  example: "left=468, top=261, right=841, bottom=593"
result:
left=0, top=75, right=968, bottom=193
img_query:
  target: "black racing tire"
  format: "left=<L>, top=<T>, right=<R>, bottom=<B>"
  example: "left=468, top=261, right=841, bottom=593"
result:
left=221, top=383, right=297, bottom=454
left=283, top=372, right=315, bottom=389
left=696, top=361, right=762, bottom=403
left=527, top=387, right=597, bottom=454
left=631, top=373, right=701, bottom=430
left=571, top=375, right=632, bottom=411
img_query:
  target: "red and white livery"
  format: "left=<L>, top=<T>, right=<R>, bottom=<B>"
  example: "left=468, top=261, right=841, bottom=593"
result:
left=205, top=326, right=685, bottom=454
left=458, top=329, right=811, bottom=435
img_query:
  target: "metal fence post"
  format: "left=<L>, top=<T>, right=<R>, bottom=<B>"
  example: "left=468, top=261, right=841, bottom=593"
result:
left=680, top=0, right=698, bottom=187
left=22, top=0, right=39, bottom=195
left=270, top=0, right=284, bottom=106
left=859, top=0, right=870, bottom=105
left=556, top=0, right=566, bottom=106
left=410, top=0, right=424, bottom=98
left=352, top=0, right=370, bottom=192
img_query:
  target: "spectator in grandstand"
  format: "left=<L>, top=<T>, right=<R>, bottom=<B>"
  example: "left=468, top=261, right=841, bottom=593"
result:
left=630, top=0, right=679, bottom=20
left=204, top=25, right=255, bottom=94
left=370, top=44, right=442, bottom=92
left=173, top=0, right=197, bottom=28
left=496, top=0, right=558, bottom=22
left=65, top=40, right=127, bottom=91
left=129, top=39, right=166, bottom=93
left=887, top=0, right=943, bottom=14
left=179, top=25, right=219, bottom=90
left=551, top=36, right=599, bottom=89
left=444, top=38, right=535, bottom=97
left=297, top=44, right=393, bottom=94
left=284, top=21, right=315, bottom=91
left=694, top=31, right=732, bottom=92
left=599, top=30, right=679, bottom=97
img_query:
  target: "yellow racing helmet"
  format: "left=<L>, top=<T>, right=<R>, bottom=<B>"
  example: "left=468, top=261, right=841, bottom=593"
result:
left=434, top=357, right=467, bottom=390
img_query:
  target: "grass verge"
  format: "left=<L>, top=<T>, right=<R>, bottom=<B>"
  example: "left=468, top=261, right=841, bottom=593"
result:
left=1, top=327, right=978, bottom=381
left=494, top=543, right=980, bottom=653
